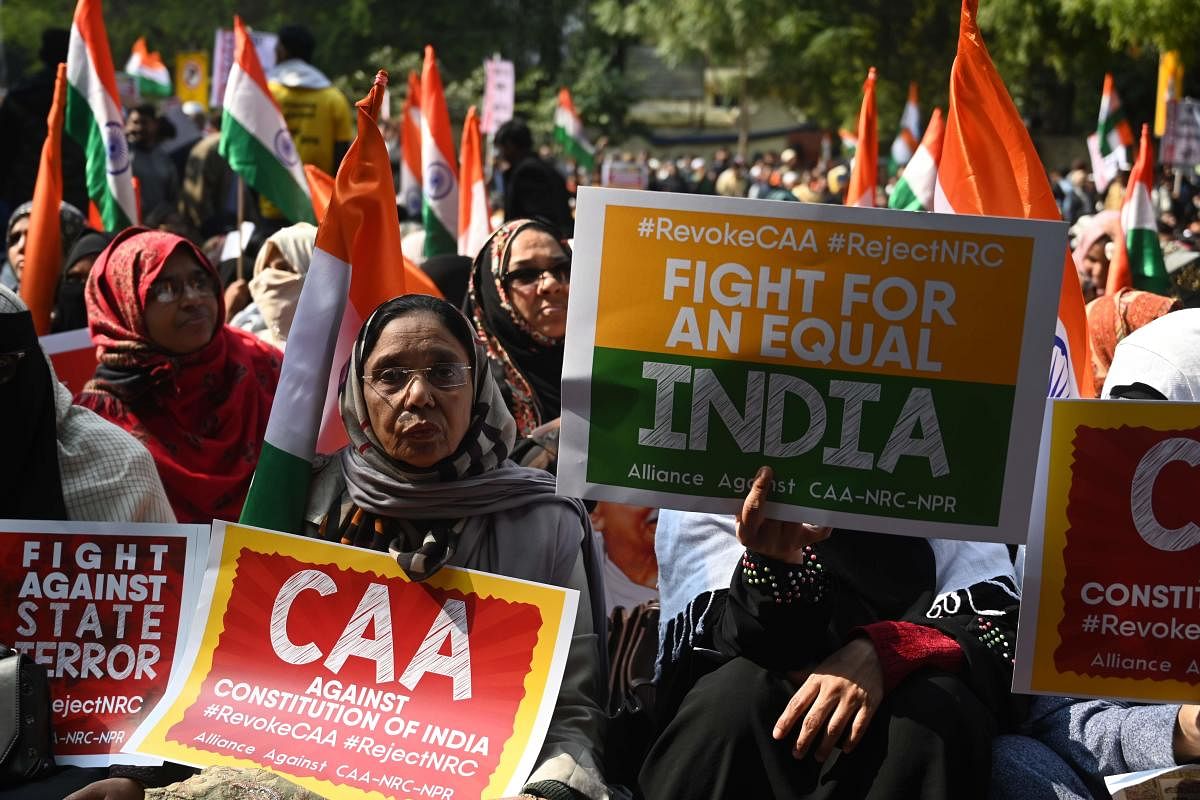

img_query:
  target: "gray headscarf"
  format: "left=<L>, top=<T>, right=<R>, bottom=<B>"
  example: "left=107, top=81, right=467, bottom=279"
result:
left=6, top=200, right=87, bottom=260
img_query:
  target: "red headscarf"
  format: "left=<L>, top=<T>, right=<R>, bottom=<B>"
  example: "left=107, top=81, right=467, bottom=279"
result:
left=78, top=228, right=281, bottom=523
left=1085, top=287, right=1180, bottom=394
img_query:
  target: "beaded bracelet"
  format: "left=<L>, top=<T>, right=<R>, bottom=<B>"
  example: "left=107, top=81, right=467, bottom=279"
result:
left=741, top=547, right=829, bottom=605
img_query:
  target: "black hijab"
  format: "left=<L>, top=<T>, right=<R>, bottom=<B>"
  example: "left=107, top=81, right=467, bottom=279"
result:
left=0, top=290, right=67, bottom=518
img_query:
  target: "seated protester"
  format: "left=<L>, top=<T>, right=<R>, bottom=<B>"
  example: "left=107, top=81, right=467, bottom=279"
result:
left=53, top=229, right=114, bottom=332
left=644, top=468, right=1021, bottom=799
left=1084, top=287, right=1179, bottom=395
left=5, top=199, right=85, bottom=289
left=992, top=308, right=1200, bottom=800
left=230, top=221, right=317, bottom=350
left=303, top=294, right=609, bottom=800
left=76, top=228, right=281, bottom=523
left=1, top=284, right=174, bottom=523
left=1, top=284, right=183, bottom=799
left=466, top=218, right=569, bottom=437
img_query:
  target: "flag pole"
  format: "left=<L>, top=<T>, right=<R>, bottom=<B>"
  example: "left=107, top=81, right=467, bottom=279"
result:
left=236, top=175, right=245, bottom=281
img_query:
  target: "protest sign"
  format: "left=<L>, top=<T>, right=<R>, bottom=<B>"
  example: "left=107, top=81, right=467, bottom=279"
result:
left=559, top=187, right=1066, bottom=542
left=40, top=328, right=97, bottom=396
left=210, top=28, right=277, bottom=109
left=0, top=520, right=207, bottom=766
left=1014, top=400, right=1200, bottom=704
left=129, top=522, right=578, bottom=799
left=176, top=51, right=210, bottom=110
left=481, top=57, right=515, bottom=135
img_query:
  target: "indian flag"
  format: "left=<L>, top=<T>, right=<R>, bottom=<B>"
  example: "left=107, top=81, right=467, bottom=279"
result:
left=1107, top=124, right=1170, bottom=296
left=889, top=82, right=922, bottom=170
left=421, top=45, right=458, bottom=258
left=1096, top=73, right=1133, bottom=158
left=125, top=37, right=171, bottom=97
left=66, top=0, right=137, bottom=231
left=845, top=67, right=878, bottom=208
left=220, top=16, right=316, bottom=225
left=240, top=70, right=409, bottom=534
left=399, top=70, right=422, bottom=219
left=933, top=0, right=1094, bottom=399
left=889, top=107, right=944, bottom=212
left=458, top=105, right=492, bottom=258
left=838, top=128, right=857, bottom=159
left=554, top=87, right=594, bottom=171
left=20, top=64, right=68, bottom=335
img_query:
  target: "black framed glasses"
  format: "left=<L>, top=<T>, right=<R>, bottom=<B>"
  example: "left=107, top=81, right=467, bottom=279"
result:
left=502, top=262, right=571, bottom=291
left=365, top=362, right=472, bottom=398
left=148, top=271, right=215, bottom=304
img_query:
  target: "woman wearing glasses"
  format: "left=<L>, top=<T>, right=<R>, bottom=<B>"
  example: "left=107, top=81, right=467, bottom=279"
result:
left=76, top=228, right=281, bottom=524
left=302, top=293, right=610, bottom=800
left=466, top=218, right=572, bottom=437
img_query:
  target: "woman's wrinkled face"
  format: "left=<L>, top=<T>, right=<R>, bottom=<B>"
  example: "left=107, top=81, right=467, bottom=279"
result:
left=503, top=228, right=570, bottom=340
left=363, top=312, right=474, bottom=468
left=143, top=249, right=220, bottom=355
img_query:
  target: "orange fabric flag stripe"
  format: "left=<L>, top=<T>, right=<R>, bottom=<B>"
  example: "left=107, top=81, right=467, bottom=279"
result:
left=20, top=63, right=68, bottom=335
left=933, top=0, right=1093, bottom=399
left=846, top=67, right=878, bottom=208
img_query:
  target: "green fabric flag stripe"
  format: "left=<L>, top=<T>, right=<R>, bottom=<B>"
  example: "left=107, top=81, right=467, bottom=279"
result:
left=1097, top=109, right=1128, bottom=156
left=65, top=83, right=132, bottom=231
left=220, top=115, right=316, bottom=225
left=555, top=126, right=594, bottom=169
left=239, top=440, right=314, bottom=534
left=422, top=205, right=456, bottom=257
left=888, top=177, right=925, bottom=211
left=134, top=75, right=172, bottom=97
left=1127, top=227, right=1171, bottom=294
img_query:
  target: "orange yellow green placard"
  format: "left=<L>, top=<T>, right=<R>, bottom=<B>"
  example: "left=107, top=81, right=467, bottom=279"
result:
left=1014, top=400, right=1200, bottom=703
left=126, top=521, right=578, bottom=799
left=559, top=188, right=1068, bottom=542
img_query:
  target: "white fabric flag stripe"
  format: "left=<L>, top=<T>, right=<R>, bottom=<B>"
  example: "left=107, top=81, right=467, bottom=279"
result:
left=460, top=180, right=491, bottom=258
left=67, top=25, right=137, bottom=226
left=902, top=144, right=938, bottom=209
left=261, top=247, right=349, bottom=458
left=224, top=62, right=311, bottom=198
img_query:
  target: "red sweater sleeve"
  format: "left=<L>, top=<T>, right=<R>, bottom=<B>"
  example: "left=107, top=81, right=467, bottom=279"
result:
left=856, top=620, right=963, bottom=692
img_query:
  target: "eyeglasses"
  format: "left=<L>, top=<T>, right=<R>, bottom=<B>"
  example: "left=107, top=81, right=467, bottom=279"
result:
left=365, top=362, right=472, bottom=397
left=0, top=349, right=29, bottom=385
left=148, top=272, right=215, bottom=304
left=502, top=262, right=571, bottom=291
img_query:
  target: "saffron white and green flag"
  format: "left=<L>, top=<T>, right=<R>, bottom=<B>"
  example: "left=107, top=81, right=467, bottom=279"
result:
left=126, top=37, right=171, bottom=97
left=219, top=16, right=315, bottom=225
left=421, top=45, right=459, bottom=257
left=888, top=82, right=921, bottom=173
left=889, top=108, right=944, bottom=212
left=240, top=71, right=408, bottom=534
left=1107, top=124, right=1170, bottom=296
left=66, top=0, right=138, bottom=230
left=554, top=87, right=594, bottom=171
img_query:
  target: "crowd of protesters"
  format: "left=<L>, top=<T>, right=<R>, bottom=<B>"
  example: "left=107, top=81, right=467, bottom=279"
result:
left=4, top=18, right=1200, bottom=800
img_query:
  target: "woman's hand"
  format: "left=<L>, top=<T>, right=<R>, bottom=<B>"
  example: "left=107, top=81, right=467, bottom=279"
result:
left=736, top=466, right=831, bottom=563
left=773, top=637, right=885, bottom=762
left=64, top=777, right=145, bottom=800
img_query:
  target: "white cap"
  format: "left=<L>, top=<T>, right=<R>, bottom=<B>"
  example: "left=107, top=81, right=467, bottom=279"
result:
left=1102, top=308, right=1200, bottom=400
left=181, top=101, right=205, bottom=117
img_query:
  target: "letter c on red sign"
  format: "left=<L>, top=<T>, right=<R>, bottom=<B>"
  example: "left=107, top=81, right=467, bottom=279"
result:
left=270, top=569, right=338, bottom=663
left=1131, top=437, right=1200, bottom=551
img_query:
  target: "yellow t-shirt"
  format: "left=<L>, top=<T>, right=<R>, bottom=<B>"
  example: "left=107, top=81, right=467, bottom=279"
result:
left=261, top=82, right=354, bottom=218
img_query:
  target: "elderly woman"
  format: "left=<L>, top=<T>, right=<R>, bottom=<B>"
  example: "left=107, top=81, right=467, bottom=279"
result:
left=466, top=218, right=570, bottom=437
left=76, top=228, right=281, bottom=524
left=4, top=200, right=85, bottom=288
left=304, top=293, right=609, bottom=800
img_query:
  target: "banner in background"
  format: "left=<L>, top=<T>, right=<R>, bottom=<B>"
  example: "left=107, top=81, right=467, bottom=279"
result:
left=210, top=28, right=277, bottom=110
left=559, top=187, right=1067, bottom=543
left=0, top=520, right=208, bottom=766
left=128, top=522, right=578, bottom=799
left=1014, top=400, right=1200, bottom=704
left=176, top=51, right=210, bottom=110
left=480, top=57, right=514, bottom=135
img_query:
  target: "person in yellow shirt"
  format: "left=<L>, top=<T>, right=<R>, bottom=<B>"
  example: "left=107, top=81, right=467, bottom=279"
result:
left=261, top=24, right=353, bottom=224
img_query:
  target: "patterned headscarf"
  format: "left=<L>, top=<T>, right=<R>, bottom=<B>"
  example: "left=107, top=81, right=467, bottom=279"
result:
left=465, top=218, right=569, bottom=436
left=327, top=294, right=576, bottom=580
left=1086, top=287, right=1180, bottom=393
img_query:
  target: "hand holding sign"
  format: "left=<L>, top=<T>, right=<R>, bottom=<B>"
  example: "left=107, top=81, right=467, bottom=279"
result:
left=737, top=466, right=832, bottom=563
